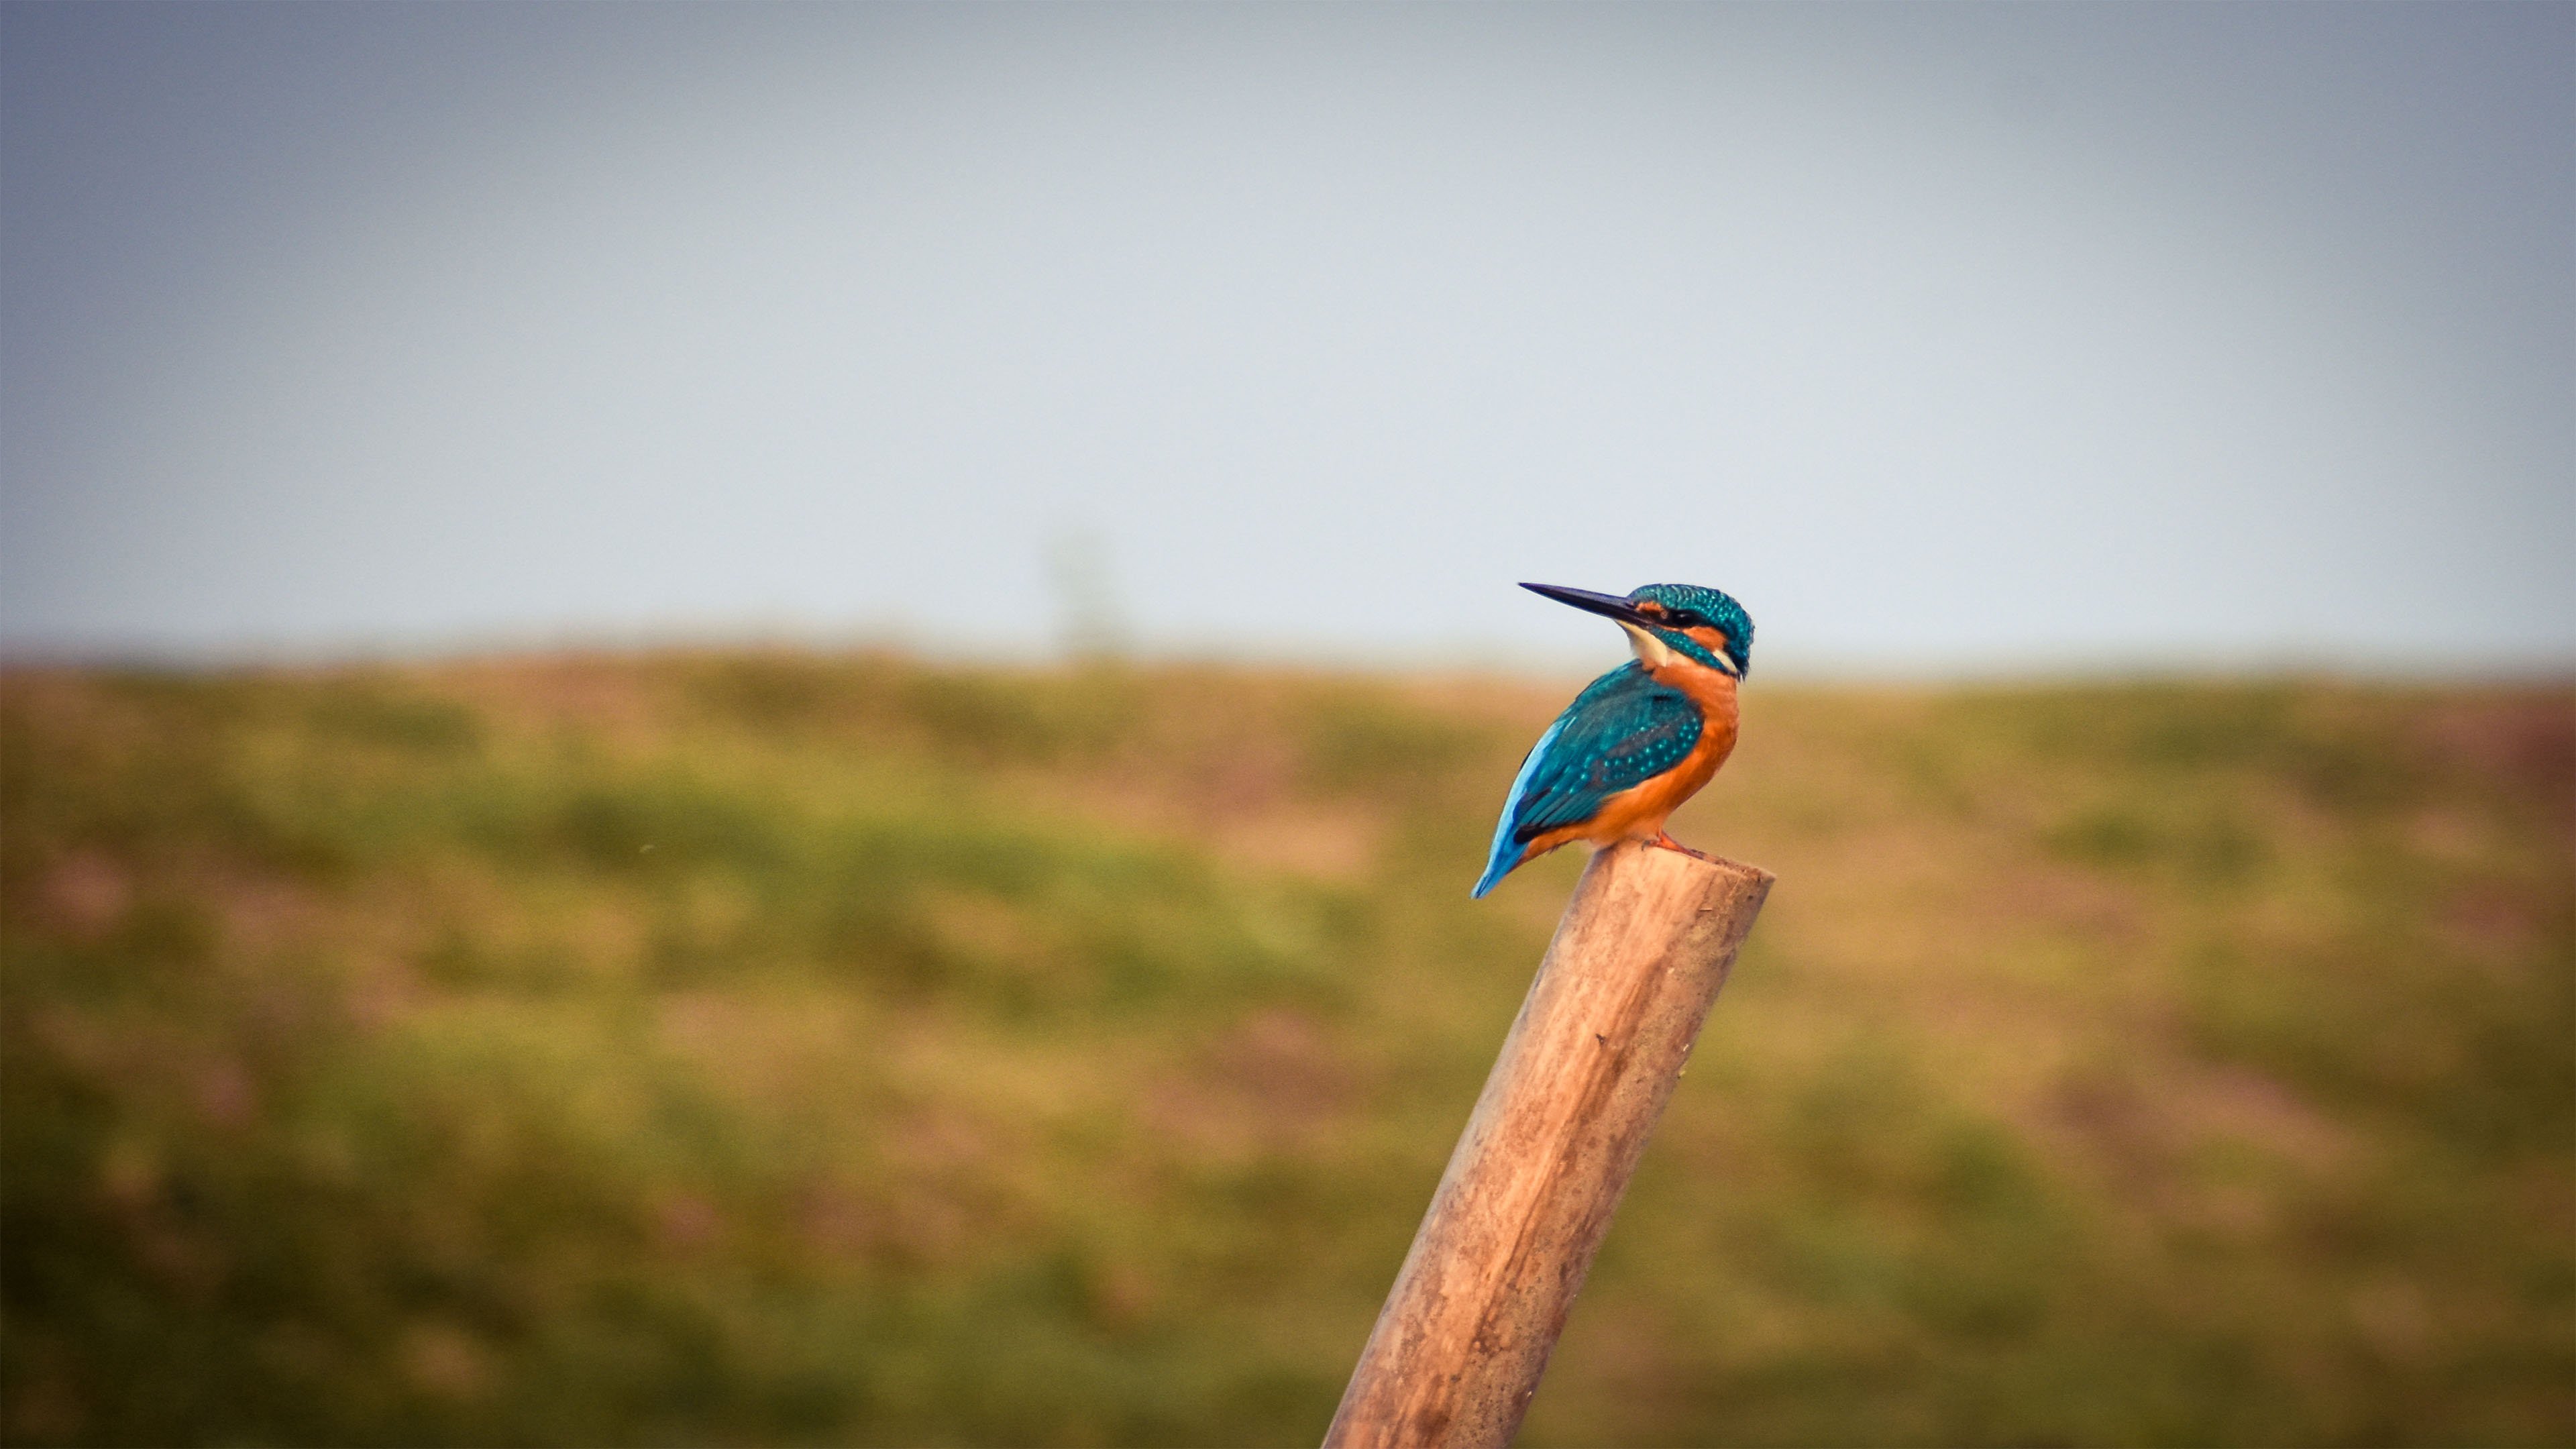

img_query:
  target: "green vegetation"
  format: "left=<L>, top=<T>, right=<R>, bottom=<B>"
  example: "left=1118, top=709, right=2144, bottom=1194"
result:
left=3, top=653, right=2569, bottom=1446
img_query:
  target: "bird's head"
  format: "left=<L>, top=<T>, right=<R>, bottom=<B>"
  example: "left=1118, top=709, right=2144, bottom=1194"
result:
left=1522, top=581, right=1754, bottom=678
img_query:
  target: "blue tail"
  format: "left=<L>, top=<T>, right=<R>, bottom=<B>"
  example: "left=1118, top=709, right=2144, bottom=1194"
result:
left=1472, top=716, right=1565, bottom=898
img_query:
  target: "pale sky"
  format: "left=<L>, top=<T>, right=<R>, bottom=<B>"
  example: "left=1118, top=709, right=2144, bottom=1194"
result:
left=4, top=3, right=2569, bottom=673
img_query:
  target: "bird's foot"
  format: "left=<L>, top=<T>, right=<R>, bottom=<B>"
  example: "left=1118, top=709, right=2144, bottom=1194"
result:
left=1650, top=830, right=1687, bottom=852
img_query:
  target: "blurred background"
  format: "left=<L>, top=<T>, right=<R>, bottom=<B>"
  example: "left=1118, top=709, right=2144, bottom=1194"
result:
left=3, top=3, right=2569, bottom=1444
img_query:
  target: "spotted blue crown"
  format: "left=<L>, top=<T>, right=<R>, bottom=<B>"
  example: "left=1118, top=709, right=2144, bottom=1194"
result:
left=1630, top=583, right=1754, bottom=678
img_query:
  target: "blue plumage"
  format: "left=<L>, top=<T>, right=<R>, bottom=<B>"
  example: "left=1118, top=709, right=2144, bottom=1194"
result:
left=1471, top=580, right=1756, bottom=898
left=1625, top=583, right=1754, bottom=678
left=1472, top=662, right=1703, bottom=898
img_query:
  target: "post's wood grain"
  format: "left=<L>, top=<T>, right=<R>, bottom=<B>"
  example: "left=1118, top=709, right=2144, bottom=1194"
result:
left=1322, top=841, right=1773, bottom=1449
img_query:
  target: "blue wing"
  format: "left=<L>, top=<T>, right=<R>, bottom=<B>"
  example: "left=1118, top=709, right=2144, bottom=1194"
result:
left=1472, top=662, right=1703, bottom=896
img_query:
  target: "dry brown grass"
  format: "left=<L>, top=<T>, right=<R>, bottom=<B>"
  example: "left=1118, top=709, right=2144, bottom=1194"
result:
left=3, top=655, right=2567, bottom=1446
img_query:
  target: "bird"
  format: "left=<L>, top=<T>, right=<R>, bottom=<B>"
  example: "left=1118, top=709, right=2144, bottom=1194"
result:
left=1472, top=582, right=1754, bottom=898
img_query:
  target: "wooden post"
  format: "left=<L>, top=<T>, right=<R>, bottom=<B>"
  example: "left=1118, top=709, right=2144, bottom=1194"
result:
left=1323, top=840, right=1773, bottom=1449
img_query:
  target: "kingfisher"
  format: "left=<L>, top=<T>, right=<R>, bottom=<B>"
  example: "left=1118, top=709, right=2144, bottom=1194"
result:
left=1472, top=582, right=1754, bottom=898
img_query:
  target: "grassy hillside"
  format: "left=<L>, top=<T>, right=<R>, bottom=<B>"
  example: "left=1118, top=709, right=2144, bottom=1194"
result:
left=3, top=653, right=2569, bottom=1446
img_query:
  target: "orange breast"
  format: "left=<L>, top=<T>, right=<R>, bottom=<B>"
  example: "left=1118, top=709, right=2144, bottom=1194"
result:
left=1523, top=663, right=1739, bottom=853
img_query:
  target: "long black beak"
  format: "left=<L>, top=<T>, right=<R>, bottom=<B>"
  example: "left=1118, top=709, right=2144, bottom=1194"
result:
left=1520, top=582, right=1654, bottom=627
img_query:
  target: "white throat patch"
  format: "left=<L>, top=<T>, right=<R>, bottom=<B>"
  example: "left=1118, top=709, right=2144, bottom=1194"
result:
left=1621, top=620, right=1739, bottom=676
left=1620, top=621, right=1676, bottom=669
